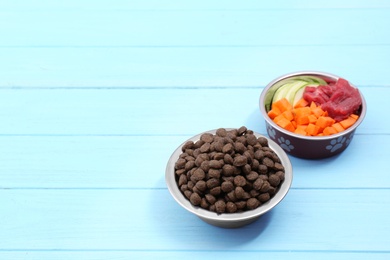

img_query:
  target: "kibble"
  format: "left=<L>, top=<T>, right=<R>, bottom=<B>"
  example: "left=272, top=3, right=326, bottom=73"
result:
left=233, top=155, right=247, bottom=167
left=174, top=127, right=285, bottom=214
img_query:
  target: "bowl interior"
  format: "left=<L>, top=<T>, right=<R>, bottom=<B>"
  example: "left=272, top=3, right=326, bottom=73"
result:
left=260, top=71, right=366, bottom=141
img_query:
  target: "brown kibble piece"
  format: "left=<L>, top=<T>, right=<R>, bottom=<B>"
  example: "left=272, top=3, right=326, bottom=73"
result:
left=200, top=133, right=214, bottom=143
left=260, top=181, right=271, bottom=193
left=210, top=186, right=221, bottom=196
left=226, top=191, right=237, bottom=202
left=182, top=141, right=194, bottom=151
left=199, top=143, right=211, bottom=153
left=175, top=158, right=186, bottom=170
left=246, top=198, right=260, bottom=210
left=206, top=178, right=220, bottom=189
left=246, top=134, right=258, bottom=146
left=195, top=180, right=207, bottom=192
left=200, top=160, right=210, bottom=172
left=222, top=143, right=234, bottom=154
left=222, top=164, right=235, bottom=177
left=274, top=162, right=285, bottom=171
left=235, top=201, right=246, bottom=210
left=208, top=168, right=221, bottom=179
left=257, top=137, right=268, bottom=146
left=262, top=157, right=274, bottom=168
left=258, top=164, right=268, bottom=174
left=213, top=141, right=224, bottom=152
left=175, top=169, right=186, bottom=176
left=235, top=186, right=245, bottom=199
left=253, top=178, right=264, bottom=190
left=185, top=160, right=196, bottom=171
left=200, top=198, right=209, bottom=209
left=215, top=200, right=226, bottom=213
left=237, top=126, right=247, bottom=135
left=178, top=174, right=187, bottom=186
left=221, top=181, right=234, bottom=193
left=223, top=154, right=234, bottom=164
left=258, top=192, right=270, bottom=202
left=190, top=192, right=201, bottom=205
left=234, top=142, right=246, bottom=154
left=233, top=175, right=246, bottom=187
left=194, top=139, right=205, bottom=149
left=246, top=171, right=259, bottom=181
left=184, top=190, right=192, bottom=200
left=276, top=170, right=285, bottom=181
left=226, top=201, right=238, bottom=213
left=216, top=128, right=227, bottom=137
left=268, top=174, right=281, bottom=187
left=209, top=160, right=223, bottom=169
left=205, top=194, right=216, bottom=205
left=233, top=155, right=247, bottom=167
left=242, top=164, right=252, bottom=175
left=191, top=168, right=205, bottom=181
left=213, top=152, right=225, bottom=160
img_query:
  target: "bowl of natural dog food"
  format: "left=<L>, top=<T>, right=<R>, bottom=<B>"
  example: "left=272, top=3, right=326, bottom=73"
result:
left=165, top=126, right=293, bottom=228
left=259, top=71, right=366, bottom=159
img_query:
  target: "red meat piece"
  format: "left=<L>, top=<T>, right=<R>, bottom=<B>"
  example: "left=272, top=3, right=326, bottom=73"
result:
left=321, top=79, right=362, bottom=121
left=302, top=78, right=362, bottom=122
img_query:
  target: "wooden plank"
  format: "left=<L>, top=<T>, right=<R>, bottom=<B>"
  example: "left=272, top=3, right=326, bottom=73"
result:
left=0, top=189, right=389, bottom=251
left=0, top=134, right=388, bottom=189
left=0, top=251, right=389, bottom=260
left=1, top=0, right=390, bottom=11
left=0, top=87, right=380, bottom=135
left=1, top=46, right=389, bottom=88
left=1, top=7, right=389, bottom=47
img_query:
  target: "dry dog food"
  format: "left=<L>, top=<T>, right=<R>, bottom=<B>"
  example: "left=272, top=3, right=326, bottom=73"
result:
left=174, top=126, right=285, bottom=214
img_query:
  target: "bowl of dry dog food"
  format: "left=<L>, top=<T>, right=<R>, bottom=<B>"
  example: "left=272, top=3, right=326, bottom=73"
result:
left=165, top=126, right=293, bottom=228
left=259, top=71, right=366, bottom=159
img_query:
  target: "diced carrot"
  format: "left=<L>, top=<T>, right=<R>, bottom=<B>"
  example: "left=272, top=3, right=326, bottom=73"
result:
left=332, top=122, right=345, bottom=133
left=272, top=98, right=293, bottom=113
left=274, top=114, right=286, bottom=124
left=316, top=116, right=336, bottom=131
left=306, top=123, right=320, bottom=136
left=267, top=107, right=281, bottom=119
left=323, top=126, right=338, bottom=136
left=282, top=110, right=294, bottom=121
left=310, top=101, right=317, bottom=110
left=308, top=114, right=317, bottom=124
left=340, top=115, right=358, bottom=129
left=295, top=115, right=309, bottom=125
left=294, top=98, right=309, bottom=108
left=294, top=106, right=311, bottom=117
left=291, top=120, right=297, bottom=128
left=275, top=117, right=295, bottom=132
left=294, top=127, right=307, bottom=136
left=295, top=125, right=308, bottom=135
left=311, top=106, right=325, bottom=118
left=350, top=114, right=359, bottom=120
left=296, top=124, right=308, bottom=131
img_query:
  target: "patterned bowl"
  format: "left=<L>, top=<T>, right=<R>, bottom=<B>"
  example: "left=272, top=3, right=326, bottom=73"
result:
left=259, top=71, right=366, bottom=159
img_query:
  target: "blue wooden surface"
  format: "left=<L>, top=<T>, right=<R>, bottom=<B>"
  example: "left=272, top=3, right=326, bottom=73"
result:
left=1, top=1, right=390, bottom=259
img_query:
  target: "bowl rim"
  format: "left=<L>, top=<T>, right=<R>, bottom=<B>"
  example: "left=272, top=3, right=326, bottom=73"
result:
left=165, top=128, right=293, bottom=224
left=259, top=70, right=367, bottom=141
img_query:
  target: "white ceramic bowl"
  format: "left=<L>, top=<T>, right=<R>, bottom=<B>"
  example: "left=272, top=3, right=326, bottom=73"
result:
left=165, top=128, right=293, bottom=228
